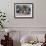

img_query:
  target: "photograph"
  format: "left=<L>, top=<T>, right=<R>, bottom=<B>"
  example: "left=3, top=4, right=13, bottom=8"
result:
left=14, top=3, right=33, bottom=18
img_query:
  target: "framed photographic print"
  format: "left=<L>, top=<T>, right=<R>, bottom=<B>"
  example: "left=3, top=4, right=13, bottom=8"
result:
left=14, top=3, right=33, bottom=18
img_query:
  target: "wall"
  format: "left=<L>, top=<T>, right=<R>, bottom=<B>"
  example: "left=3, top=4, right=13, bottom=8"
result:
left=1, top=0, right=46, bottom=27
left=0, top=0, right=46, bottom=27
left=0, top=0, right=46, bottom=46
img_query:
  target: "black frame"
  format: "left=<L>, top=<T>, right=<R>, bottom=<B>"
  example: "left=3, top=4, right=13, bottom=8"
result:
left=14, top=3, right=33, bottom=18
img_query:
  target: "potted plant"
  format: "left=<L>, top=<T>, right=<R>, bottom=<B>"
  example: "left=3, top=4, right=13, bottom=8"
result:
left=0, top=11, right=6, bottom=28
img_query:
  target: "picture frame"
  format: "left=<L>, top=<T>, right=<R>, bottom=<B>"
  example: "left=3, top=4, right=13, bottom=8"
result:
left=14, top=3, right=33, bottom=18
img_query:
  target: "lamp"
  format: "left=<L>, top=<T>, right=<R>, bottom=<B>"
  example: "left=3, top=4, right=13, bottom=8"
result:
left=5, top=29, right=10, bottom=37
left=5, top=29, right=10, bottom=33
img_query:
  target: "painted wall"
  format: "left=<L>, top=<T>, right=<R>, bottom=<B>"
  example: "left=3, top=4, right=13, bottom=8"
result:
left=0, top=0, right=46, bottom=46
left=0, top=0, right=46, bottom=42
left=2, top=0, right=46, bottom=27
left=0, top=0, right=46, bottom=27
